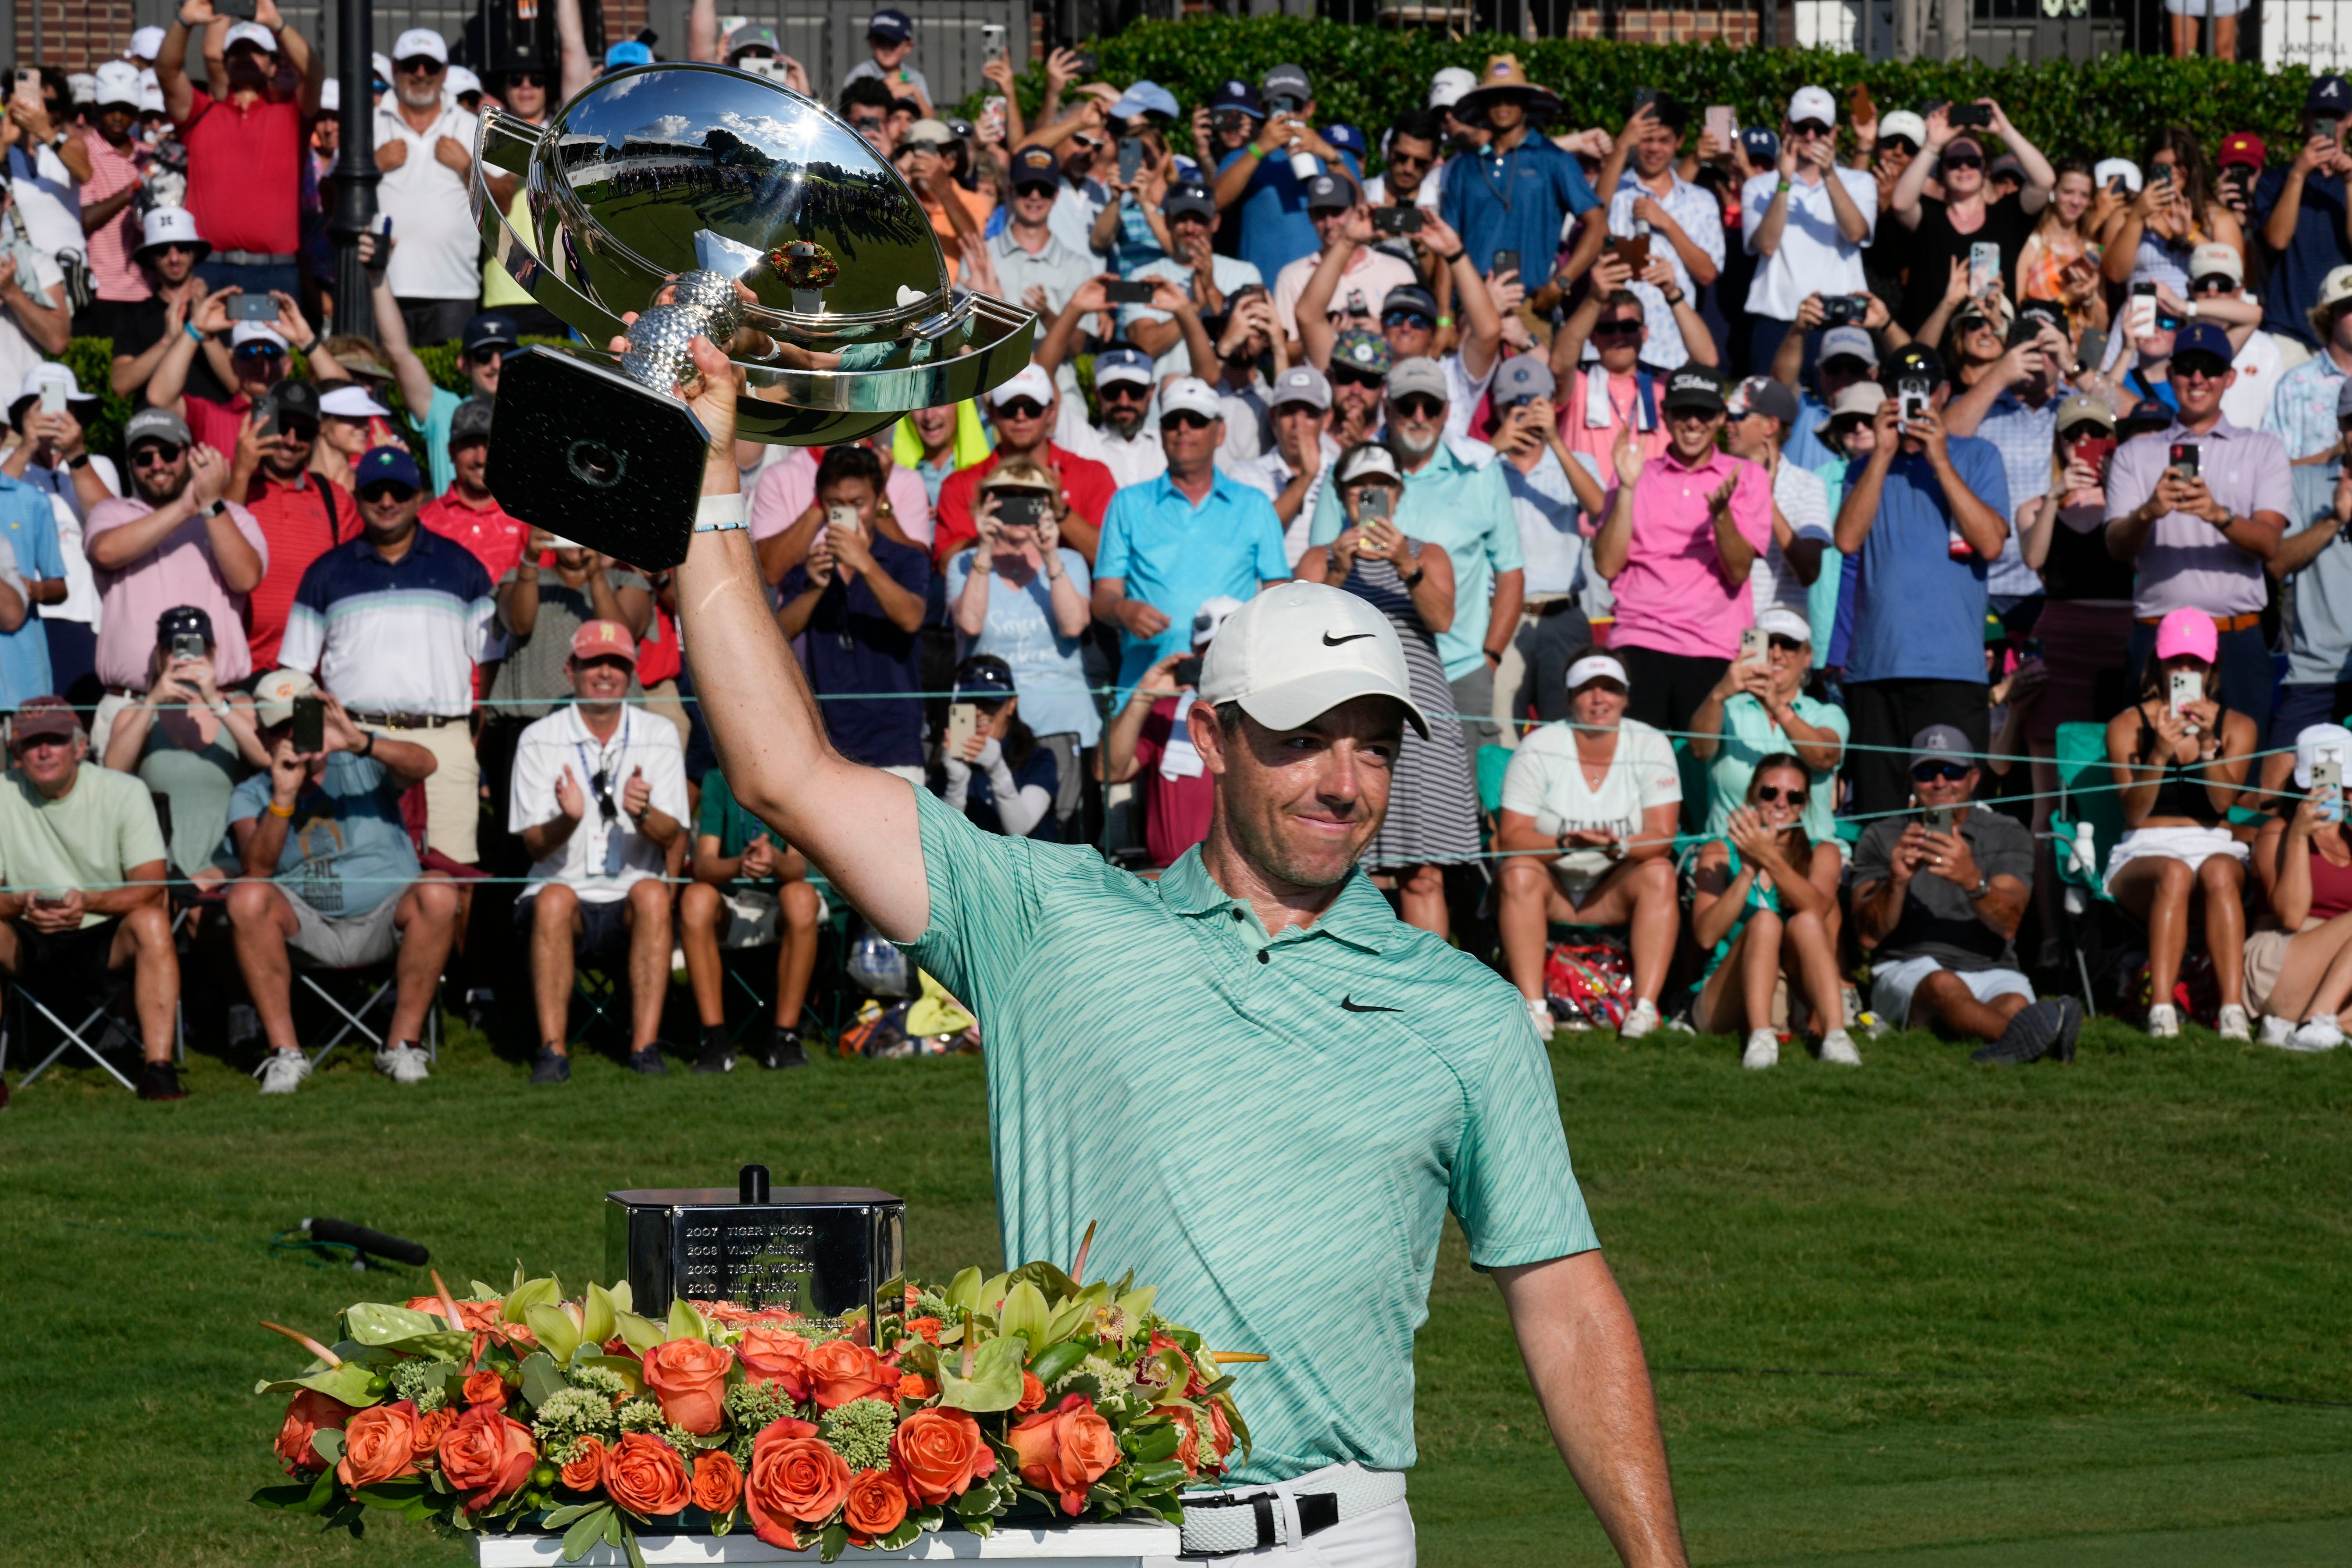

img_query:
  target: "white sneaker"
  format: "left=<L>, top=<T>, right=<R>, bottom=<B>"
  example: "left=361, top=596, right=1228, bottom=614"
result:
left=1620, top=998, right=1661, bottom=1040
left=2146, top=1002, right=2180, bottom=1039
left=374, top=1043, right=431, bottom=1084
left=2290, top=1014, right=2345, bottom=1052
left=2260, top=1014, right=2297, bottom=1048
left=1818, top=1028, right=1862, bottom=1066
left=1525, top=994, right=1554, bottom=1041
left=2217, top=1003, right=2251, bottom=1041
left=1742, top=1027, right=1779, bottom=1069
left=254, top=1049, right=311, bottom=1094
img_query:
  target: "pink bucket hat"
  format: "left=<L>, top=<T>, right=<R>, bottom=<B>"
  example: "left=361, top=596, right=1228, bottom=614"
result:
left=2152, top=606, right=2217, bottom=665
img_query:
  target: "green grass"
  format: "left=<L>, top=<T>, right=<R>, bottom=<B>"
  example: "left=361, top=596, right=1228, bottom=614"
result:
left=7, top=1016, right=2352, bottom=1565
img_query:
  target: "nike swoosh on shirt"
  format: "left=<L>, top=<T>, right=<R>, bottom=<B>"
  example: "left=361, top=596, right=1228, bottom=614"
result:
left=1340, top=995, right=1402, bottom=1013
left=1322, top=632, right=1375, bottom=646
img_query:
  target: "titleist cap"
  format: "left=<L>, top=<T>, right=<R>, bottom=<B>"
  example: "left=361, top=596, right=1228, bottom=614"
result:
left=1198, top=582, right=1429, bottom=738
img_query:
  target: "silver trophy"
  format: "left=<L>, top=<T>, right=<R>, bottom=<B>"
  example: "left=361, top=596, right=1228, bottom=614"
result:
left=472, top=63, right=1036, bottom=567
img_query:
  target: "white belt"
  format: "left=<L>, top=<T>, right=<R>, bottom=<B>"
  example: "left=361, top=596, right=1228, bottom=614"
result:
left=1179, top=1461, right=1407, bottom=1556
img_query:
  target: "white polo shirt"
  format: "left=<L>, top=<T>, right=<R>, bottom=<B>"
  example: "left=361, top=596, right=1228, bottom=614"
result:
left=1739, top=165, right=1878, bottom=322
left=509, top=705, right=689, bottom=904
left=373, top=100, right=484, bottom=301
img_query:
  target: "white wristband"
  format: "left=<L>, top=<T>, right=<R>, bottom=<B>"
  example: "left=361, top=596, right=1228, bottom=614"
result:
left=692, top=491, right=747, bottom=533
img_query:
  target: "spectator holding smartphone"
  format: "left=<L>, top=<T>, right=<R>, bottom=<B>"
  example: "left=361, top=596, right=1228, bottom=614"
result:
left=1887, top=100, right=2057, bottom=338
left=931, top=366, right=1115, bottom=566
left=1484, top=356, right=1602, bottom=739
left=1586, top=96, right=1724, bottom=375
left=1095, top=598, right=1239, bottom=871
left=225, top=378, right=358, bottom=671
left=1741, top=87, right=1878, bottom=378
left=1275, top=177, right=1419, bottom=360
left=2255, top=76, right=2352, bottom=352
left=1212, top=64, right=1362, bottom=288
left=937, top=655, right=1060, bottom=841
left=102, top=604, right=268, bottom=883
left=109, top=207, right=221, bottom=408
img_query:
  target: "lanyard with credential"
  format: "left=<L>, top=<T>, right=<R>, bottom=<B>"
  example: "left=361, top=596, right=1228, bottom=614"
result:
left=1472, top=143, right=1518, bottom=216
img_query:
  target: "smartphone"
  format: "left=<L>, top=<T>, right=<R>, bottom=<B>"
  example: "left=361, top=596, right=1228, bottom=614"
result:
left=38, top=380, right=64, bottom=417
left=2152, top=163, right=2176, bottom=189
left=824, top=502, right=858, bottom=539
left=2169, top=668, right=2202, bottom=720
left=1068, top=48, right=1099, bottom=78
left=992, top=492, right=1044, bottom=529
left=1117, top=136, right=1143, bottom=184
left=1102, top=279, right=1156, bottom=305
left=1705, top=106, right=1737, bottom=150
left=1357, top=485, right=1394, bottom=527
left=1492, top=249, right=1521, bottom=280
left=980, top=96, right=1006, bottom=143
left=1604, top=234, right=1650, bottom=274
left=214, top=0, right=258, bottom=17
left=2316, top=758, right=2345, bottom=823
left=2321, top=115, right=2343, bottom=144
left=1896, top=374, right=1931, bottom=425
left=2128, top=280, right=2157, bottom=340
left=945, top=702, right=979, bottom=755
left=1372, top=206, right=1423, bottom=236
left=251, top=391, right=280, bottom=442
left=1172, top=654, right=1203, bottom=688
left=1968, top=241, right=2001, bottom=300
left=1739, top=626, right=1768, bottom=666
left=1946, top=103, right=1992, bottom=129
left=2169, top=441, right=2201, bottom=480
left=290, top=695, right=325, bottom=755
left=170, top=631, right=207, bottom=664
left=1924, top=804, right=1955, bottom=834
left=1630, top=87, right=1659, bottom=114
left=1850, top=82, right=1877, bottom=123
left=228, top=293, right=277, bottom=322
left=981, top=22, right=1006, bottom=64
left=2074, top=327, right=2108, bottom=376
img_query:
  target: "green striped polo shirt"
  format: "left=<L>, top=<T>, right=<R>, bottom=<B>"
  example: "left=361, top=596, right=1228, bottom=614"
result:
left=899, top=786, right=1598, bottom=1484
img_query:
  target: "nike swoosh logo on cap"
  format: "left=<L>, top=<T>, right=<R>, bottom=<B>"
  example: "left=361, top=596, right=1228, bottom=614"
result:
left=1322, top=631, right=1374, bottom=646
left=1340, top=995, right=1401, bottom=1013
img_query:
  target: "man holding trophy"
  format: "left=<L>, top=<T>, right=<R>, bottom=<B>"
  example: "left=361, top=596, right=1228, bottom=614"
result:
left=478, top=59, right=1686, bottom=1568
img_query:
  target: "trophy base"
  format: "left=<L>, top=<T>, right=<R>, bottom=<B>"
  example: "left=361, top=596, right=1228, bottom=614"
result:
left=485, top=346, right=715, bottom=570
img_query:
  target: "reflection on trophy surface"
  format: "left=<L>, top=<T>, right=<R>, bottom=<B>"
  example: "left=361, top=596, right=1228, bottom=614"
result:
left=472, top=62, right=1036, bottom=567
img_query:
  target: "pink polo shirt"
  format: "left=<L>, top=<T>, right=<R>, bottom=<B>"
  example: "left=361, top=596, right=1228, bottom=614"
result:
left=1561, top=367, right=1672, bottom=474
left=1604, top=447, right=1772, bottom=662
left=85, top=494, right=268, bottom=690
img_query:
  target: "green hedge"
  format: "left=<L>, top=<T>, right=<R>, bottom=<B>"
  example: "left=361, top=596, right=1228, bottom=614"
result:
left=982, top=16, right=2313, bottom=167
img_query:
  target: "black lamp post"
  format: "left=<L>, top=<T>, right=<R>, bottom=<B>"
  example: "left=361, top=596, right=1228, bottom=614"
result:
left=327, top=0, right=378, bottom=336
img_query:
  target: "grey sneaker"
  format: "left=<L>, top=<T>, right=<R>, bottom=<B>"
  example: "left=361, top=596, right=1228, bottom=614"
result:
left=254, top=1049, right=311, bottom=1094
left=374, top=1042, right=431, bottom=1084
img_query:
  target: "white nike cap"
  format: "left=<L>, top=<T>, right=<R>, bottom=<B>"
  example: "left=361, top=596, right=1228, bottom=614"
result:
left=1197, top=582, right=1429, bottom=738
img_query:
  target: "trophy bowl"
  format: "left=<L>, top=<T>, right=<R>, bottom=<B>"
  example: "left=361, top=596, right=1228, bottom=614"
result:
left=473, top=62, right=1037, bottom=566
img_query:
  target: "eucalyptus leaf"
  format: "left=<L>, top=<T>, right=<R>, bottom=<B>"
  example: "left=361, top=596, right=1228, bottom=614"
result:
left=526, top=1303, right=583, bottom=1363
left=310, top=1427, right=347, bottom=1465
left=937, top=1332, right=1026, bottom=1412
left=623, top=1519, right=649, bottom=1568
left=944, top=1266, right=982, bottom=1314
left=541, top=1502, right=600, bottom=1529
left=344, top=1302, right=448, bottom=1344
left=561, top=1503, right=611, bottom=1562
left=518, top=1351, right=567, bottom=1410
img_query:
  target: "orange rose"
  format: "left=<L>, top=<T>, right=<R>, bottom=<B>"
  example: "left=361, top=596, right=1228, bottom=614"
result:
left=691, top=1449, right=744, bottom=1514
left=1014, top=1371, right=1047, bottom=1415
left=1169, top=1410, right=1203, bottom=1477
left=803, top=1338, right=901, bottom=1410
left=897, top=1373, right=937, bottom=1402
left=411, top=1407, right=456, bottom=1459
left=745, top=1424, right=852, bottom=1548
left=462, top=1369, right=509, bottom=1409
left=736, top=1328, right=815, bottom=1400
left=274, top=1389, right=355, bottom=1474
left=902, top=1316, right=943, bottom=1344
left=887, top=1407, right=996, bottom=1506
left=336, top=1400, right=422, bottom=1489
left=1005, top=1394, right=1120, bottom=1516
left=438, top=1404, right=537, bottom=1513
left=560, top=1435, right=608, bottom=1492
left=603, top=1431, right=692, bottom=1518
left=641, top=1338, right=735, bottom=1435
left=1207, top=1399, right=1235, bottom=1462
left=843, top=1468, right=909, bottom=1544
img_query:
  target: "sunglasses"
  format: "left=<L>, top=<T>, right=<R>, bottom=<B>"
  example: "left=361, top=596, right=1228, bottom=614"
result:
left=1754, top=784, right=1808, bottom=806
left=1161, top=410, right=1215, bottom=431
left=1912, top=761, right=1972, bottom=782
left=151, top=242, right=199, bottom=258
left=1097, top=381, right=1149, bottom=402
left=233, top=343, right=286, bottom=359
left=1383, top=311, right=1435, bottom=331
left=1790, top=121, right=1833, bottom=137
left=1940, top=154, right=1984, bottom=171
left=1767, top=634, right=1805, bottom=653
left=590, top=766, right=618, bottom=824
left=1880, top=135, right=1920, bottom=155
left=2172, top=358, right=2230, bottom=381
left=996, top=398, right=1048, bottom=421
left=1388, top=149, right=1433, bottom=169
left=1330, top=367, right=1385, bottom=389
left=2189, top=275, right=2236, bottom=295
left=129, top=442, right=184, bottom=467
left=850, top=115, right=885, bottom=132
left=396, top=57, right=444, bottom=75
left=357, top=482, right=417, bottom=504
left=1390, top=393, right=1444, bottom=421
left=2155, top=311, right=2187, bottom=332
left=506, top=71, right=547, bottom=87
left=1591, top=319, right=1643, bottom=339
left=1070, top=132, right=1104, bottom=151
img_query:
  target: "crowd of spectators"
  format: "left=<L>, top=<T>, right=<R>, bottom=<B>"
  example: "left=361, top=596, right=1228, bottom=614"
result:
left=14, top=9, right=2352, bottom=1104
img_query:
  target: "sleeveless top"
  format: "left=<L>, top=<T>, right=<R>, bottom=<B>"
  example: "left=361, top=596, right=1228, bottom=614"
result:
left=2303, top=835, right=2352, bottom=922
left=2039, top=499, right=2137, bottom=603
left=2134, top=701, right=2233, bottom=826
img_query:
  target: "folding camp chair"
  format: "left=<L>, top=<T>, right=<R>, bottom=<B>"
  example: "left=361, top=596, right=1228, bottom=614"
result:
left=303, top=964, right=443, bottom=1069
left=2047, top=720, right=2131, bottom=1013
left=4, top=975, right=185, bottom=1091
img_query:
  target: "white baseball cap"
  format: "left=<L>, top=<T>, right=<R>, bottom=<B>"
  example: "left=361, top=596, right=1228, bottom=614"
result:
left=1192, top=595, right=1244, bottom=649
left=231, top=321, right=288, bottom=351
left=128, top=25, right=167, bottom=62
left=93, top=60, right=143, bottom=109
left=1878, top=110, right=1928, bottom=148
left=319, top=385, right=392, bottom=419
left=252, top=667, right=320, bottom=728
left=1158, top=377, right=1222, bottom=421
left=139, top=85, right=165, bottom=115
left=1787, top=85, right=1836, bottom=126
left=445, top=64, right=482, bottom=98
left=987, top=362, right=1054, bottom=407
left=139, top=205, right=205, bottom=257
left=2295, top=723, right=2352, bottom=789
left=2093, top=157, right=2142, bottom=194
left=1565, top=653, right=1629, bottom=692
left=1756, top=606, right=1812, bottom=643
left=319, top=78, right=340, bottom=113
left=1198, top=582, right=1430, bottom=738
left=2188, top=241, right=2243, bottom=287
left=373, top=52, right=393, bottom=83
left=1336, top=445, right=1401, bottom=485
left=1428, top=67, right=1476, bottom=110
left=392, top=29, right=449, bottom=65
left=224, top=21, right=277, bottom=55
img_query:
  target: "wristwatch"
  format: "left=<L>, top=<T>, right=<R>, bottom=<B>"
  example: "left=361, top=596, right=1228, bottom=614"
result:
left=1967, top=873, right=1992, bottom=900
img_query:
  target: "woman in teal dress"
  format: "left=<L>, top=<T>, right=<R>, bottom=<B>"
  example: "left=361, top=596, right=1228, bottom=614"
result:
left=1689, top=754, right=1854, bottom=1070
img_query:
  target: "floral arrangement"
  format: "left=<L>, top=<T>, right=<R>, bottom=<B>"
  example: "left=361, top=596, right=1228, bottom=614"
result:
left=252, top=1255, right=1250, bottom=1568
left=769, top=241, right=839, bottom=293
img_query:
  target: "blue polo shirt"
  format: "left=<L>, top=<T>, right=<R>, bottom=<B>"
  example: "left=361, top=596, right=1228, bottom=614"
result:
left=0, top=474, right=61, bottom=705
left=1843, top=437, right=2011, bottom=685
left=1097, top=470, right=1288, bottom=689
left=1440, top=135, right=1599, bottom=286
left=1306, top=442, right=1526, bottom=680
left=2255, top=166, right=2351, bottom=350
left=278, top=526, right=495, bottom=716
left=1216, top=146, right=1365, bottom=292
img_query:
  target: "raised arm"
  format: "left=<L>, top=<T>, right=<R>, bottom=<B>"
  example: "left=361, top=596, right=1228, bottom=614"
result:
left=668, top=335, right=930, bottom=941
left=371, top=270, right=442, bottom=418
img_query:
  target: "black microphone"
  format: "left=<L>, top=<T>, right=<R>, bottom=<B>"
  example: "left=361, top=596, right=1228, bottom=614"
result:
left=302, top=1216, right=430, bottom=1267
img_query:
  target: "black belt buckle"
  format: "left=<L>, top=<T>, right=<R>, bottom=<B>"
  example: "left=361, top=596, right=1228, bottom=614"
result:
left=1238, top=1489, right=1339, bottom=1547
